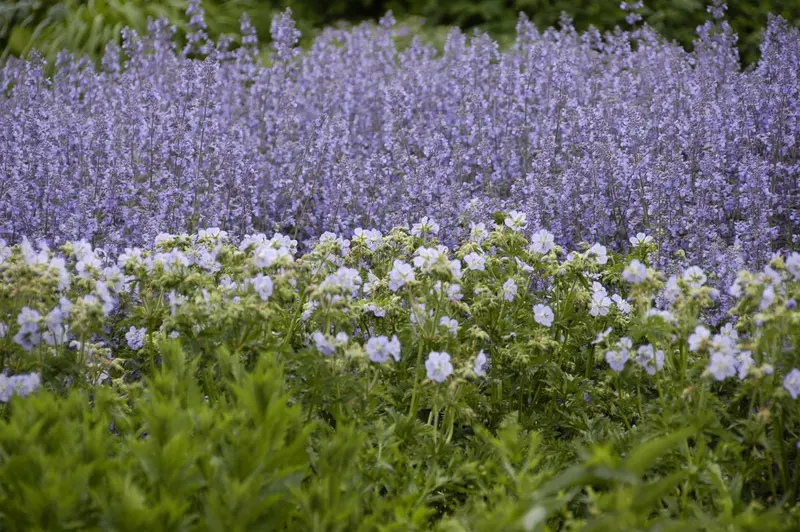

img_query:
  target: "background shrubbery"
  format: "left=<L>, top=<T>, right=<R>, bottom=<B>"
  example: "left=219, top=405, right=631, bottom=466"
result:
left=3, top=0, right=799, bottom=65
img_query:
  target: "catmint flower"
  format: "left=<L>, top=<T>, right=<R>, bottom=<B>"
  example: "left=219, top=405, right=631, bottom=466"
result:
left=606, top=349, right=628, bottom=372
left=587, top=244, right=609, bottom=265
left=502, top=278, right=518, bottom=302
left=426, top=351, right=453, bottom=383
left=504, top=210, right=528, bottom=232
left=388, top=260, right=415, bottom=291
left=533, top=304, right=554, bottom=327
left=688, top=325, right=711, bottom=352
left=439, top=316, right=459, bottom=337
left=411, top=216, right=439, bottom=238
left=787, top=299, right=797, bottom=310
left=635, top=344, right=664, bottom=375
left=126, top=327, right=147, bottom=350
left=474, top=350, right=488, bottom=377
left=469, top=222, right=488, bottom=244
left=366, top=335, right=401, bottom=363
left=784, top=369, right=800, bottom=399
left=708, top=352, right=737, bottom=381
left=622, top=259, right=647, bottom=284
left=682, top=266, right=707, bottom=289
left=629, top=232, right=653, bottom=246
left=464, top=252, right=486, bottom=271
left=530, top=229, right=555, bottom=254
left=590, top=291, right=612, bottom=317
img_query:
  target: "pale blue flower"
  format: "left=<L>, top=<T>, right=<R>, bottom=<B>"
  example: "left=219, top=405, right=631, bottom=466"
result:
left=426, top=351, right=453, bottom=383
left=533, top=304, right=554, bottom=327
left=784, top=369, right=800, bottom=399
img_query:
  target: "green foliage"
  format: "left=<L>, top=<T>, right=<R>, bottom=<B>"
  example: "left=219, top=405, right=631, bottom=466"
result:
left=2, top=0, right=798, bottom=67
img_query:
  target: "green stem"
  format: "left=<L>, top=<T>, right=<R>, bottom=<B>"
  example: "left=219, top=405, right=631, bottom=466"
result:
left=408, top=340, right=425, bottom=419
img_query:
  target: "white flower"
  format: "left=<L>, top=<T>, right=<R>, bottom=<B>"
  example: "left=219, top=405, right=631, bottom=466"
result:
left=250, top=274, right=274, bottom=301
left=464, top=252, right=486, bottom=272
left=682, top=266, right=707, bottom=289
left=439, top=316, right=459, bottom=337
left=533, top=304, right=554, bottom=327
left=0, top=322, right=7, bottom=338
left=447, top=283, right=463, bottom=302
left=589, top=291, right=612, bottom=317
left=388, top=260, right=415, bottom=292
left=629, top=232, right=653, bottom=247
left=663, top=275, right=681, bottom=302
left=759, top=284, right=775, bottom=311
left=364, top=303, right=386, bottom=318
left=197, top=227, right=227, bottom=242
left=411, top=216, right=439, bottom=238
left=126, top=326, right=147, bottom=350
left=587, top=243, right=609, bottom=265
left=736, top=351, right=754, bottom=380
left=592, top=327, right=613, bottom=345
left=365, top=335, right=401, bottom=363
left=502, top=278, right=518, bottom=302
left=784, top=369, right=800, bottom=399
left=312, top=332, right=335, bottom=356
left=787, top=252, right=800, bottom=280
left=253, top=244, right=280, bottom=268
left=612, top=294, right=631, bottom=314
left=688, top=325, right=711, bottom=352
left=474, top=350, right=488, bottom=377
left=606, top=349, right=628, bottom=372
left=17, top=307, right=41, bottom=334
left=353, top=228, right=383, bottom=251
left=425, top=351, right=453, bottom=383
left=635, top=344, right=664, bottom=375
left=707, top=352, right=737, bottom=381
left=530, top=229, right=555, bottom=254
left=622, top=259, right=647, bottom=284
left=504, top=210, right=528, bottom=232
left=469, top=222, right=488, bottom=244
left=719, top=323, right=738, bottom=341
left=449, top=259, right=463, bottom=280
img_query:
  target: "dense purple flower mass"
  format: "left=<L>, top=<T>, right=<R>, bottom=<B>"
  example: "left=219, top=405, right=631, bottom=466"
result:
left=1, top=3, right=798, bottom=279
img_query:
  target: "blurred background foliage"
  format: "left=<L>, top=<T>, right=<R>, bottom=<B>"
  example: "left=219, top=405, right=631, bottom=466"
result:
left=1, top=0, right=799, bottom=66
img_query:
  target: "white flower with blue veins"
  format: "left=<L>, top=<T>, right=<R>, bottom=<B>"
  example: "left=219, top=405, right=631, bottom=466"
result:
left=622, top=259, right=647, bottom=284
left=126, top=326, right=147, bottom=350
left=587, top=243, right=609, bottom=265
left=590, top=291, right=612, bottom=317
left=469, top=222, right=488, bottom=244
left=365, top=335, right=401, bottom=363
left=250, top=274, right=274, bottom=301
left=688, top=325, right=711, bottom=352
left=784, top=369, right=800, bottom=399
left=388, top=260, right=415, bottom=292
left=629, top=232, right=653, bottom=246
left=533, top=304, right=554, bottom=327
left=682, top=266, right=707, bottom=288
left=464, top=252, right=486, bottom=271
left=530, top=229, right=555, bottom=254
left=606, top=349, right=628, bottom=372
left=426, top=351, right=453, bottom=383
left=502, top=278, right=518, bottom=302
left=411, top=216, right=439, bottom=237
left=504, top=210, right=528, bottom=232
left=474, top=350, right=488, bottom=377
